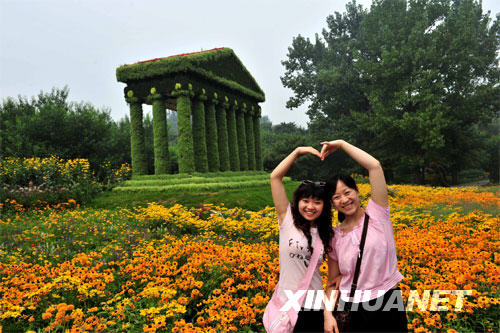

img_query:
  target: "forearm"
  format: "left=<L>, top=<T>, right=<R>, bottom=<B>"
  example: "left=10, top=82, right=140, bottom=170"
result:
left=339, top=140, right=381, bottom=172
left=270, top=148, right=300, bottom=180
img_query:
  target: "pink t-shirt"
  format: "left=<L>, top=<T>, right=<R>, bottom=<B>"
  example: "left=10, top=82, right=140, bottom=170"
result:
left=277, top=204, right=324, bottom=305
left=329, top=199, right=403, bottom=302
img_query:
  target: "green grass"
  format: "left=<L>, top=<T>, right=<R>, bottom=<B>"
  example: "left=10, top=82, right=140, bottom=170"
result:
left=88, top=181, right=301, bottom=211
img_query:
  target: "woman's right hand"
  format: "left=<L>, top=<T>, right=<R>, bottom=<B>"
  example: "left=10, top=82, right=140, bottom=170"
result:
left=294, top=146, right=321, bottom=158
left=324, top=311, right=339, bottom=333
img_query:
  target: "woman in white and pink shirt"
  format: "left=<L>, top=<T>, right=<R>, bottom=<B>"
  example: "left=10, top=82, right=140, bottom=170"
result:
left=321, top=140, right=408, bottom=333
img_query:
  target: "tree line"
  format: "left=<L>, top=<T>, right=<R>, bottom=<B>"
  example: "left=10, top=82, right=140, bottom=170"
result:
left=281, top=0, right=499, bottom=184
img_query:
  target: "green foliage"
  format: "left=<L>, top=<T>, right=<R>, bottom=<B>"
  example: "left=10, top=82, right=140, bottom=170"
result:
left=245, top=113, right=256, bottom=170
left=192, top=97, right=209, bottom=172
left=0, top=87, right=130, bottom=174
left=151, top=96, right=170, bottom=174
left=254, top=116, right=263, bottom=170
left=175, top=94, right=195, bottom=173
left=282, top=0, right=500, bottom=184
left=121, top=174, right=270, bottom=187
left=227, top=106, right=240, bottom=171
left=128, top=97, right=148, bottom=175
left=216, top=104, right=230, bottom=171
left=116, top=48, right=265, bottom=102
left=236, top=111, right=248, bottom=170
left=205, top=100, right=220, bottom=172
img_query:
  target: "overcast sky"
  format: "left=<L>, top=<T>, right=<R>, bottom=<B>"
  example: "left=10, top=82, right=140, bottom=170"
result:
left=1, top=0, right=499, bottom=127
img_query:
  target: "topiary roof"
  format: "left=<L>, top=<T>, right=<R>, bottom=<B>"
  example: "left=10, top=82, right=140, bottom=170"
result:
left=116, top=48, right=265, bottom=102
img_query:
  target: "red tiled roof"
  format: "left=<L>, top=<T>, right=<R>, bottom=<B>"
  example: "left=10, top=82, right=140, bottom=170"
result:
left=133, top=47, right=227, bottom=65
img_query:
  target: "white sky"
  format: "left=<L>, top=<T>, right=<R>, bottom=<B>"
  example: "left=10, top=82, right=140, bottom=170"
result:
left=1, top=0, right=499, bottom=127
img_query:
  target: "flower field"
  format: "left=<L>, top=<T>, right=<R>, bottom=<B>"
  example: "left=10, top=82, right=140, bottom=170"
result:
left=0, top=184, right=499, bottom=332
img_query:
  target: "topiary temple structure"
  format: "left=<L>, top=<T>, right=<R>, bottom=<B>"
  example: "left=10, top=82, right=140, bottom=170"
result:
left=116, top=48, right=265, bottom=175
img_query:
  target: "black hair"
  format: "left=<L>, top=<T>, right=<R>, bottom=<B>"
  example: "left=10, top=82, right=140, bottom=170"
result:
left=291, top=182, right=333, bottom=257
left=326, top=174, right=359, bottom=222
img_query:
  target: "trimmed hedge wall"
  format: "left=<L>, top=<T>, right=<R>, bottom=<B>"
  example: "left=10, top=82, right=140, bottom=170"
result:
left=132, top=170, right=267, bottom=180
left=122, top=174, right=270, bottom=186
left=150, top=93, right=170, bottom=174
left=113, top=177, right=292, bottom=192
left=192, top=94, right=209, bottom=173
left=236, top=107, right=248, bottom=171
left=127, top=96, right=148, bottom=175
left=245, top=111, right=255, bottom=170
left=216, top=102, right=230, bottom=171
left=205, top=98, right=220, bottom=172
left=227, top=104, right=240, bottom=171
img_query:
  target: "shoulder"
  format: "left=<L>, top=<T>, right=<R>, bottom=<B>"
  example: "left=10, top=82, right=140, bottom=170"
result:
left=366, top=199, right=390, bottom=225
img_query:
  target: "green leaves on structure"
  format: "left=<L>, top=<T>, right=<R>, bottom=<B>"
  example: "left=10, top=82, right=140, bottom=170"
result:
left=176, top=94, right=195, bottom=173
left=236, top=108, right=248, bottom=170
left=253, top=114, right=262, bottom=170
left=151, top=95, right=169, bottom=174
left=128, top=98, right=148, bottom=175
left=216, top=103, right=230, bottom=171
left=205, top=100, right=220, bottom=172
left=116, top=48, right=265, bottom=102
left=245, top=112, right=255, bottom=170
left=192, top=96, right=209, bottom=173
left=227, top=106, right=240, bottom=171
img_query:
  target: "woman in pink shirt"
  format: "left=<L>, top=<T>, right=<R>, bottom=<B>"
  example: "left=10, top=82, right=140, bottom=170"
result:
left=265, top=146, right=334, bottom=332
left=321, top=140, right=408, bottom=333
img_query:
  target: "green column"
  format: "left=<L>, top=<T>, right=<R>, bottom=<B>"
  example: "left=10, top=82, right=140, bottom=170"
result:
left=244, top=104, right=256, bottom=170
left=172, top=84, right=195, bottom=174
left=149, top=89, right=169, bottom=175
left=192, top=90, right=209, bottom=173
left=126, top=92, right=147, bottom=175
left=254, top=106, right=263, bottom=170
left=216, top=99, right=230, bottom=171
left=227, top=98, right=240, bottom=171
left=205, top=93, right=220, bottom=172
left=235, top=100, right=248, bottom=171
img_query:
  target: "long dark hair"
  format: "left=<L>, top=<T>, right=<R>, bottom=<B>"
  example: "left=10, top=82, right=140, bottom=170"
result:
left=327, top=174, right=359, bottom=222
left=291, top=182, right=333, bottom=257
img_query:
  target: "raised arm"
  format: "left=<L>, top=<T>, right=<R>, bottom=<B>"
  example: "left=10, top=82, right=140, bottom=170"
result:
left=320, top=140, right=388, bottom=207
left=270, top=146, right=321, bottom=225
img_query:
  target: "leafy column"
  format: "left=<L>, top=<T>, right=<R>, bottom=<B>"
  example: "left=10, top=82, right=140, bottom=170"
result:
left=149, top=88, right=169, bottom=175
left=205, top=93, right=220, bottom=172
left=216, top=97, right=230, bottom=171
left=253, top=106, right=263, bottom=170
left=126, top=90, right=147, bottom=175
left=244, top=103, right=255, bottom=170
left=227, top=97, right=240, bottom=171
left=235, top=100, right=248, bottom=170
left=172, top=83, right=195, bottom=174
left=192, top=89, right=209, bottom=173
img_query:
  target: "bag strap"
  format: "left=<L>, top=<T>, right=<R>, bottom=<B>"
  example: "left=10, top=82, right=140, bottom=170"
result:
left=288, top=231, right=323, bottom=325
left=348, top=213, right=370, bottom=298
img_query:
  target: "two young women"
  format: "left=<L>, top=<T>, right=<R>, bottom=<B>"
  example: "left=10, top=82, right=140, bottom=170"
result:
left=269, top=139, right=408, bottom=332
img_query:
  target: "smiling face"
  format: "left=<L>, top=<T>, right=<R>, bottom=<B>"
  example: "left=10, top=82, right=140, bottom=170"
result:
left=332, top=180, right=360, bottom=217
left=298, top=196, right=324, bottom=222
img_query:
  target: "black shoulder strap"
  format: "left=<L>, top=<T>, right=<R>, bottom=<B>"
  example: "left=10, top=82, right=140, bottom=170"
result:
left=348, top=213, right=369, bottom=298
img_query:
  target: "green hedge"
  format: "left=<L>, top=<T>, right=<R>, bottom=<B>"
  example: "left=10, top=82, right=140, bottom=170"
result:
left=116, top=48, right=265, bottom=102
left=236, top=107, right=248, bottom=170
left=227, top=104, right=240, bottom=171
left=205, top=98, right=220, bottom=172
left=253, top=111, right=262, bottom=170
left=173, top=90, right=195, bottom=173
left=192, top=94, right=209, bottom=172
left=127, top=95, right=148, bottom=175
left=131, top=170, right=267, bottom=180
left=150, top=93, right=169, bottom=174
left=113, top=178, right=292, bottom=192
left=121, top=174, right=270, bottom=186
left=245, top=111, right=256, bottom=170
left=216, top=102, right=230, bottom=171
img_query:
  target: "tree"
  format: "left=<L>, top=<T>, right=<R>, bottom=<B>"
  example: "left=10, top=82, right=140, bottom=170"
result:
left=282, top=0, right=500, bottom=184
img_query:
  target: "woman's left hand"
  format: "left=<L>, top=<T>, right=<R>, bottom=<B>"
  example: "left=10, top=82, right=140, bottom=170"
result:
left=320, top=140, right=344, bottom=161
